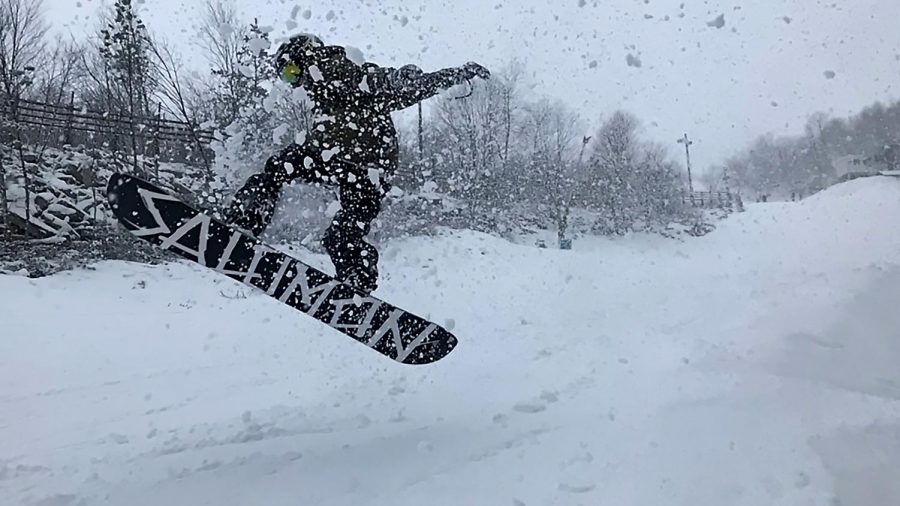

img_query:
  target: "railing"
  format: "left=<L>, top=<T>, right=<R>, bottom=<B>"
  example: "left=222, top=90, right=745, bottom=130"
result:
left=1, top=98, right=215, bottom=143
left=0, top=97, right=215, bottom=164
left=682, top=191, right=743, bottom=211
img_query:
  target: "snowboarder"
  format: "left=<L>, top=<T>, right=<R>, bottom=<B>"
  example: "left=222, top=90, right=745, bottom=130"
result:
left=225, top=34, right=490, bottom=293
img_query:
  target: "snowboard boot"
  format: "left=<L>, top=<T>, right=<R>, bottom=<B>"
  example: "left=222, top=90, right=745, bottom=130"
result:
left=341, top=268, right=378, bottom=294
left=339, top=265, right=378, bottom=294
left=224, top=174, right=281, bottom=237
left=324, top=232, right=380, bottom=293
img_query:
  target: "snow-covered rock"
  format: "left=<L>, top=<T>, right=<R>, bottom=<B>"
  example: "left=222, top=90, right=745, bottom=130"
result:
left=1, top=144, right=214, bottom=241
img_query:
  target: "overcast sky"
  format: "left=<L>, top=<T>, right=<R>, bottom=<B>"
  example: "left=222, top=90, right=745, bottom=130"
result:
left=45, top=0, right=899, bottom=172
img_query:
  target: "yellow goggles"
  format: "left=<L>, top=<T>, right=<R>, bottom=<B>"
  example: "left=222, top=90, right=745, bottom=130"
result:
left=279, top=62, right=303, bottom=85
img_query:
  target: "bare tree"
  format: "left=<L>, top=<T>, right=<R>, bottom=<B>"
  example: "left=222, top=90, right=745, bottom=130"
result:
left=411, top=64, right=600, bottom=237
left=150, top=39, right=217, bottom=195
left=197, top=0, right=242, bottom=72
left=518, top=98, right=582, bottom=241
left=0, top=0, right=47, bottom=239
left=196, top=0, right=246, bottom=127
left=31, top=35, right=81, bottom=107
left=0, top=0, right=46, bottom=103
left=432, top=72, right=520, bottom=212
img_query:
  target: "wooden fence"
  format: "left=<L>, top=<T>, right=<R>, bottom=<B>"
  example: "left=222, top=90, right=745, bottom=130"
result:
left=0, top=97, right=215, bottom=164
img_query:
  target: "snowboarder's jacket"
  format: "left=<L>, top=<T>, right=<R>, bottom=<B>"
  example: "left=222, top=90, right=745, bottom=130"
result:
left=264, top=44, right=480, bottom=188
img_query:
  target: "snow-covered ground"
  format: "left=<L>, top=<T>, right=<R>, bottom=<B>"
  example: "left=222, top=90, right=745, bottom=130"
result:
left=3, top=177, right=900, bottom=506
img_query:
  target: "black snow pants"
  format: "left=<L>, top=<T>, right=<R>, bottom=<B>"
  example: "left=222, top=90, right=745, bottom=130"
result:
left=226, top=143, right=386, bottom=293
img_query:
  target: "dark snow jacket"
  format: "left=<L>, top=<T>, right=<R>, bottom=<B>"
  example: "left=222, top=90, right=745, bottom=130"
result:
left=264, top=45, right=473, bottom=190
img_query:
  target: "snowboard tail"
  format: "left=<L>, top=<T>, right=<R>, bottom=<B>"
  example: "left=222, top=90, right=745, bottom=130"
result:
left=106, top=173, right=457, bottom=365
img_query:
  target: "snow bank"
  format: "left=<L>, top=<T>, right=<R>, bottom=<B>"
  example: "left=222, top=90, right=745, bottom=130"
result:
left=2, top=177, right=900, bottom=506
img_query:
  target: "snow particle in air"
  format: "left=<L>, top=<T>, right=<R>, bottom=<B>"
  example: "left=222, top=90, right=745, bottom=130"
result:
left=824, top=70, right=836, bottom=79
left=795, top=472, right=812, bottom=488
left=345, top=46, right=366, bottom=66
left=707, top=14, right=725, bottom=29
left=322, top=147, right=340, bottom=162
left=308, top=65, right=324, bottom=81
left=558, top=483, right=597, bottom=494
left=626, top=53, right=642, bottom=68
left=248, top=36, right=270, bottom=53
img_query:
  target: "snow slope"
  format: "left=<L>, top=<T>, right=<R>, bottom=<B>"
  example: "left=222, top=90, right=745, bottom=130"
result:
left=2, top=177, right=900, bottom=506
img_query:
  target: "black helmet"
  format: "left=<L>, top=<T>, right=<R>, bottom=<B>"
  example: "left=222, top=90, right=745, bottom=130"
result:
left=274, top=33, right=324, bottom=87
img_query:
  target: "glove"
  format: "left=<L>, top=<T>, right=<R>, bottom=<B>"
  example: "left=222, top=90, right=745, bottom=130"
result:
left=459, top=61, right=491, bottom=81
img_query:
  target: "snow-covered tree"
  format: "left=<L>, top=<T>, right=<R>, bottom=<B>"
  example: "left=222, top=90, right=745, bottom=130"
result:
left=725, top=100, right=900, bottom=199
left=207, top=20, right=297, bottom=187
left=583, top=111, right=641, bottom=234
left=197, top=2, right=270, bottom=130
left=581, top=111, right=686, bottom=234
left=431, top=75, right=514, bottom=213
left=96, top=0, right=156, bottom=170
left=517, top=98, right=582, bottom=241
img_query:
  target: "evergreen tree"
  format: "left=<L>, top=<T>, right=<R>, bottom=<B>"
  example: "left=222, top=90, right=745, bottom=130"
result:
left=99, top=0, right=155, bottom=117
left=98, top=0, right=156, bottom=169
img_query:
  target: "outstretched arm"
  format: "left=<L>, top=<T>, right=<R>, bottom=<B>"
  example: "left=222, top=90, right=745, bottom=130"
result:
left=367, top=62, right=490, bottom=111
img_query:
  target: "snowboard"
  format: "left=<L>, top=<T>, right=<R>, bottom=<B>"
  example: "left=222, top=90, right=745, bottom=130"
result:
left=106, top=173, right=458, bottom=365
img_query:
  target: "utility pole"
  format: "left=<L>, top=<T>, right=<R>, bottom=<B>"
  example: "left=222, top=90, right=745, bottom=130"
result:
left=677, top=133, right=694, bottom=192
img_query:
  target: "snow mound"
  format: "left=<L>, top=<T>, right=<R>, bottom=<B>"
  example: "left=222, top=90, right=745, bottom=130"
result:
left=803, top=175, right=900, bottom=206
left=2, top=177, right=900, bottom=506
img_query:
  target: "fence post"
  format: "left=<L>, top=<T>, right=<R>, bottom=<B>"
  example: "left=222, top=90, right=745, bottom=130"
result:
left=130, top=107, right=139, bottom=176
left=0, top=153, right=8, bottom=241
left=15, top=140, right=31, bottom=240
left=154, top=103, right=162, bottom=181
left=83, top=159, right=98, bottom=223
left=63, top=91, right=75, bottom=146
